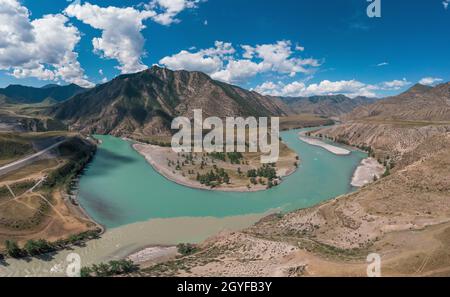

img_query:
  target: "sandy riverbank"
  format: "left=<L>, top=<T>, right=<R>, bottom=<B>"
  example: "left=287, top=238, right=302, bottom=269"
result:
left=298, top=132, right=351, bottom=155
left=127, top=246, right=179, bottom=267
left=351, top=157, right=385, bottom=187
left=0, top=213, right=270, bottom=276
left=132, top=143, right=297, bottom=192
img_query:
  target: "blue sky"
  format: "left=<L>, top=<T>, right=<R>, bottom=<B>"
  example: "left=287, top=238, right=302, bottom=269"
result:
left=0, top=0, right=449, bottom=98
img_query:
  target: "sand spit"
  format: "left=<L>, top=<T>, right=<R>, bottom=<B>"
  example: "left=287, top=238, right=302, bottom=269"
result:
left=132, top=143, right=297, bottom=192
left=298, top=133, right=351, bottom=155
left=133, top=144, right=264, bottom=192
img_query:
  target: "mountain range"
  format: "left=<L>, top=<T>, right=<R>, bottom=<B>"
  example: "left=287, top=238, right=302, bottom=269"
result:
left=50, top=66, right=292, bottom=136
left=2, top=66, right=449, bottom=137
left=0, top=84, right=87, bottom=104
left=281, top=95, right=377, bottom=117
left=345, top=83, right=450, bottom=121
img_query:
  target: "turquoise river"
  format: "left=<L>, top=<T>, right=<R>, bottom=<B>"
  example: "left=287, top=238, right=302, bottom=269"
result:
left=0, top=128, right=366, bottom=276
left=78, top=128, right=366, bottom=228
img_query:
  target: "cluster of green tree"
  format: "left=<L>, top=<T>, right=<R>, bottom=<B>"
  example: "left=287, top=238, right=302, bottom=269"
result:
left=248, top=176, right=278, bottom=189
left=80, top=259, right=139, bottom=277
left=381, top=156, right=395, bottom=169
left=305, top=132, right=330, bottom=140
left=196, top=166, right=230, bottom=187
left=177, top=243, right=199, bottom=256
left=334, top=137, right=350, bottom=146
left=168, top=154, right=198, bottom=170
left=174, top=159, right=182, bottom=170
left=382, top=166, right=391, bottom=178
left=4, top=240, right=22, bottom=258
left=141, top=139, right=171, bottom=147
left=181, top=153, right=195, bottom=163
left=267, top=179, right=278, bottom=189
left=44, top=160, right=80, bottom=188
left=4, top=239, right=56, bottom=258
left=249, top=177, right=258, bottom=185
left=64, top=230, right=101, bottom=245
left=208, top=152, right=244, bottom=164
left=2, top=230, right=100, bottom=259
left=226, top=152, right=243, bottom=164
left=43, top=138, right=96, bottom=190
left=354, top=144, right=376, bottom=157
left=247, top=164, right=277, bottom=181
left=24, top=239, right=55, bottom=256
left=209, top=152, right=226, bottom=161
left=376, top=155, right=395, bottom=178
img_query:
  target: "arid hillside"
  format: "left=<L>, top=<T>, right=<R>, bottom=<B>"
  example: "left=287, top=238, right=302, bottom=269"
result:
left=311, top=122, right=450, bottom=161
left=345, top=83, right=450, bottom=122
left=51, top=66, right=292, bottom=137
left=0, top=133, right=99, bottom=248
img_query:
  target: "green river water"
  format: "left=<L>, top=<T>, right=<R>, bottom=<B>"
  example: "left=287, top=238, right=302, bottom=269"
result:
left=78, top=128, right=366, bottom=228
left=0, top=128, right=366, bottom=276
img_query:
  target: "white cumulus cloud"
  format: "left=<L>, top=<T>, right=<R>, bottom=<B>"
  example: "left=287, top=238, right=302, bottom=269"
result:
left=160, top=40, right=321, bottom=84
left=243, top=41, right=320, bottom=76
left=159, top=41, right=234, bottom=74
left=0, top=0, right=93, bottom=87
left=147, top=0, right=202, bottom=25
left=64, top=1, right=203, bottom=74
left=254, top=78, right=411, bottom=98
left=65, top=3, right=156, bottom=74
left=419, top=77, right=443, bottom=86
left=379, top=78, right=410, bottom=90
left=212, top=59, right=263, bottom=83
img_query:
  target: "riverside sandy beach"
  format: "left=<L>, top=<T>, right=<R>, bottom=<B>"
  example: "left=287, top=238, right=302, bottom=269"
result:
left=298, top=132, right=351, bottom=155
left=297, top=132, right=383, bottom=187
left=351, top=157, right=385, bottom=187
left=127, top=246, right=179, bottom=267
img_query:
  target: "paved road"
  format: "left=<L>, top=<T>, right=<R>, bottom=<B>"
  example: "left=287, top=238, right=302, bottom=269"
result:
left=0, top=140, right=65, bottom=177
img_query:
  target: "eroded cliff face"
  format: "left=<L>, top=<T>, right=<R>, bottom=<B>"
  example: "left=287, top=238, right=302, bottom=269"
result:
left=312, top=122, right=450, bottom=161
